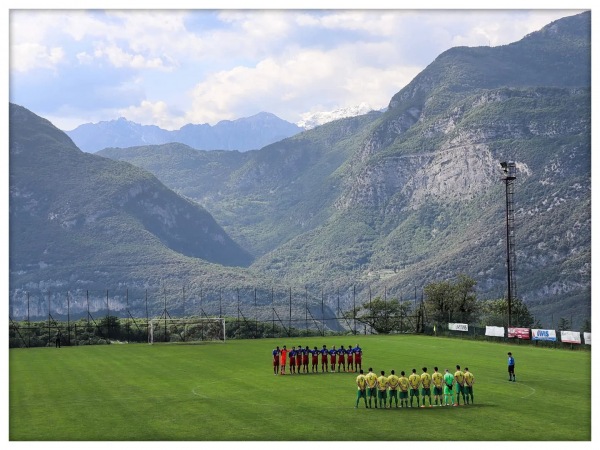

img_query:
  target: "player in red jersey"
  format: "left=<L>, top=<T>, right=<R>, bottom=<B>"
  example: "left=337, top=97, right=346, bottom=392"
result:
left=354, top=344, right=362, bottom=371
left=289, top=347, right=297, bottom=374
left=329, top=345, right=337, bottom=372
left=311, top=346, right=319, bottom=373
left=320, top=345, right=328, bottom=373
left=295, top=344, right=302, bottom=370
left=280, top=345, right=288, bottom=375
left=272, top=346, right=280, bottom=375
left=337, top=345, right=346, bottom=372
left=303, top=346, right=310, bottom=373
left=347, top=344, right=355, bottom=372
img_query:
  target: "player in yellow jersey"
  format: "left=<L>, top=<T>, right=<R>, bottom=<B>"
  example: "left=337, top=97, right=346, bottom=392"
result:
left=355, top=369, right=368, bottom=408
left=431, top=367, right=444, bottom=406
left=377, top=370, right=388, bottom=408
left=365, top=367, right=378, bottom=408
left=408, top=368, right=421, bottom=407
left=420, top=367, right=433, bottom=407
left=387, top=369, right=400, bottom=408
left=398, top=370, right=409, bottom=408
left=454, top=365, right=465, bottom=406
left=463, top=367, right=475, bottom=405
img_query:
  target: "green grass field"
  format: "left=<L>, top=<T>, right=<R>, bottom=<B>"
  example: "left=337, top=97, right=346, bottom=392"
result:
left=9, top=335, right=591, bottom=441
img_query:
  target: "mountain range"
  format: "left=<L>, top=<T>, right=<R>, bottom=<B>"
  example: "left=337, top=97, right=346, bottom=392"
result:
left=65, top=112, right=303, bottom=153
left=10, top=11, right=591, bottom=328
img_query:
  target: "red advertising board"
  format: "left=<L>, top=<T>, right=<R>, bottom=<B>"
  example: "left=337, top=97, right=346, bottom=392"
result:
left=508, top=327, right=530, bottom=339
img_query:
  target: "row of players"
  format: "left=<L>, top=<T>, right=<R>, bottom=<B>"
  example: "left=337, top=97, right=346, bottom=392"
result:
left=355, top=365, right=475, bottom=408
left=272, top=344, right=363, bottom=375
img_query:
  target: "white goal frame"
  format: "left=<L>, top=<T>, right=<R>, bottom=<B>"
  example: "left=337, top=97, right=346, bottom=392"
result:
left=148, top=317, right=226, bottom=344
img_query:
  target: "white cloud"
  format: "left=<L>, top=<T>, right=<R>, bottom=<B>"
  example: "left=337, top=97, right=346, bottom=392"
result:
left=117, top=100, right=181, bottom=129
left=11, top=43, right=65, bottom=72
left=185, top=44, right=422, bottom=124
left=93, top=44, right=169, bottom=70
left=76, top=52, right=94, bottom=65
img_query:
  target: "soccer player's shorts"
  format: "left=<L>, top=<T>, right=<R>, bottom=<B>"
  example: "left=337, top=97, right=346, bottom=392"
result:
left=330, top=356, right=336, bottom=364
left=303, top=357, right=308, bottom=365
left=399, top=391, right=408, bottom=399
left=367, top=387, right=376, bottom=397
left=444, top=386, right=453, bottom=395
left=388, top=390, right=398, bottom=399
left=455, top=385, right=463, bottom=394
left=312, top=357, right=318, bottom=365
left=273, top=359, right=279, bottom=367
left=433, top=386, right=443, bottom=396
left=508, top=365, right=515, bottom=374
left=421, top=387, right=431, bottom=396
left=290, top=359, right=296, bottom=367
left=410, top=388, right=419, bottom=397
left=356, top=389, right=366, bottom=400
left=465, top=386, right=473, bottom=395
left=378, top=390, right=387, bottom=399
left=355, top=357, right=362, bottom=364
left=321, top=356, right=327, bottom=363
left=296, top=357, right=301, bottom=366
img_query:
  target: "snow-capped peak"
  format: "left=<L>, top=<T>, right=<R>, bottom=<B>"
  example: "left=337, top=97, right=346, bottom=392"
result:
left=297, top=102, right=376, bottom=130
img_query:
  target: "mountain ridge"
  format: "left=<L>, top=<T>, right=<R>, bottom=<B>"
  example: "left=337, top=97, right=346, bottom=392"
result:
left=65, top=111, right=303, bottom=153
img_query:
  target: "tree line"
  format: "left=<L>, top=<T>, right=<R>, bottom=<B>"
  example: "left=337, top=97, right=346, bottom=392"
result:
left=349, top=274, right=591, bottom=334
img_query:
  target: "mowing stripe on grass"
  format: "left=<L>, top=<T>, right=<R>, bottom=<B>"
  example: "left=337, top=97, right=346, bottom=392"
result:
left=10, top=335, right=590, bottom=441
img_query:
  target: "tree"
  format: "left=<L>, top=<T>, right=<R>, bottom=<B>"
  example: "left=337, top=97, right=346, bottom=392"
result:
left=479, top=297, right=535, bottom=328
left=423, top=274, right=479, bottom=326
left=557, top=317, right=571, bottom=331
left=353, top=297, right=412, bottom=334
left=99, top=315, right=121, bottom=339
left=581, top=319, right=591, bottom=333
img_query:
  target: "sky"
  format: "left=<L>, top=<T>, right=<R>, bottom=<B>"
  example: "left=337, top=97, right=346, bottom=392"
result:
left=7, top=2, right=590, bottom=132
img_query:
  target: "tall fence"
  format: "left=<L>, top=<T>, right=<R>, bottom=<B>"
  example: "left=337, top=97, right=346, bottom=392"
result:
left=8, top=285, right=426, bottom=348
left=8, top=286, right=590, bottom=349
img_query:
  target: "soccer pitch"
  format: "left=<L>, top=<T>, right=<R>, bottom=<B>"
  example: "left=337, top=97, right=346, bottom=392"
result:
left=9, top=335, right=591, bottom=441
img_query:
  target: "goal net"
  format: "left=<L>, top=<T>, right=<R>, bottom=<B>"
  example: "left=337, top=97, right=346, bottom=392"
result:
left=148, top=317, right=226, bottom=344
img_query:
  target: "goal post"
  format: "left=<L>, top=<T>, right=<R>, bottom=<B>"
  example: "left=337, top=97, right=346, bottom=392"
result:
left=148, top=317, right=226, bottom=344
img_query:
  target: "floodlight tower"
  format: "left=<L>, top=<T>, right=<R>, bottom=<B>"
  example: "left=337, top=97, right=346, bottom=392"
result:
left=501, top=161, right=517, bottom=328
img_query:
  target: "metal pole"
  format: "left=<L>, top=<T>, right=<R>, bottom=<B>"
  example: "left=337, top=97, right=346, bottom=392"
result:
left=353, top=285, right=356, bottom=335
left=67, top=292, right=71, bottom=346
left=219, top=288, right=222, bottom=319
left=289, top=287, right=292, bottom=334
left=254, top=287, right=258, bottom=339
left=106, top=290, right=110, bottom=339
left=369, top=286, right=372, bottom=333
left=321, top=289, right=324, bottom=333
left=27, top=292, right=30, bottom=348
left=145, top=289, right=148, bottom=337
left=305, top=286, right=308, bottom=336
left=47, top=291, right=51, bottom=347
left=501, top=161, right=517, bottom=328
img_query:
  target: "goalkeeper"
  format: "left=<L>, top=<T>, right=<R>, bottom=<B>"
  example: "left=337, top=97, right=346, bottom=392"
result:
left=443, top=369, right=455, bottom=406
